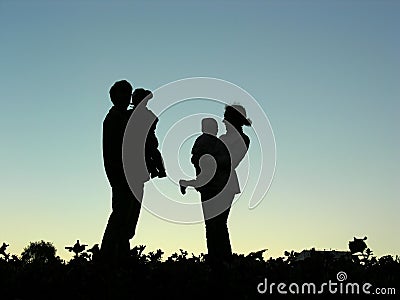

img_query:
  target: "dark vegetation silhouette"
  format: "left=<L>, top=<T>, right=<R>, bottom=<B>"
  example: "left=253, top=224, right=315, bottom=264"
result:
left=20, top=240, right=61, bottom=264
left=0, top=237, right=398, bottom=299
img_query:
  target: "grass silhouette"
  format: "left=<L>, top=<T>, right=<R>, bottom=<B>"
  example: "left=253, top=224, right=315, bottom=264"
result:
left=0, top=238, right=399, bottom=299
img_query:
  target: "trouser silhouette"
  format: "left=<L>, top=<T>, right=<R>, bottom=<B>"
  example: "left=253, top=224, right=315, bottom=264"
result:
left=200, top=190, right=234, bottom=267
left=101, top=184, right=143, bottom=262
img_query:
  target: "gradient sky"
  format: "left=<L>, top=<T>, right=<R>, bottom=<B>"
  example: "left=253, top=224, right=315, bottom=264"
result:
left=0, top=0, right=399, bottom=261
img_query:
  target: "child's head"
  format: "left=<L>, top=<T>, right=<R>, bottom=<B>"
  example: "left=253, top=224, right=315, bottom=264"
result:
left=201, top=118, right=218, bottom=136
left=131, top=88, right=153, bottom=106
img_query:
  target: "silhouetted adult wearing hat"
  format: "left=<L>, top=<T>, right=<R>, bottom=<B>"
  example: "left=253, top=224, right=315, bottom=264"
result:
left=180, top=106, right=251, bottom=272
left=213, top=105, right=251, bottom=266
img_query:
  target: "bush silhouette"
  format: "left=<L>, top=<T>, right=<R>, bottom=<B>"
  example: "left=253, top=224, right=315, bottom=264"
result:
left=21, top=240, right=60, bottom=264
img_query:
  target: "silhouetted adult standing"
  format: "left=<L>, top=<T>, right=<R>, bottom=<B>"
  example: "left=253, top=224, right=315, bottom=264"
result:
left=180, top=118, right=231, bottom=269
left=100, top=80, right=140, bottom=264
left=214, top=104, right=251, bottom=266
left=180, top=106, right=251, bottom=270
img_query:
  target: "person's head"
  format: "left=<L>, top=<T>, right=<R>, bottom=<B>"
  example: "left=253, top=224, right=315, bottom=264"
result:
left=223, top=104, right=252, bottom=129
left=131, top=88, right=153, bottom=107
left=109, top=80, right=133, bottom=108
left=201, top=118, right=218, bottom=136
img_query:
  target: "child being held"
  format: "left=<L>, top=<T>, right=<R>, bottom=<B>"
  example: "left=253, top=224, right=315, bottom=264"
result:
left=129, top=88, right=166, bottom=178
left=179, top=118, right=230, bottom=195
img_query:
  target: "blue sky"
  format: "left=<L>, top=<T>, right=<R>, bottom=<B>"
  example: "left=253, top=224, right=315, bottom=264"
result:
left=0, top=0, right=399, bottom=260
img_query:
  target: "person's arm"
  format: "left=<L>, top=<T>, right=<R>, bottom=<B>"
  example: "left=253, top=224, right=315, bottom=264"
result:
left=181, top=154, right=217, bottom=189
left=232, top=134, right=250, bottom=169
left=219, top=134, right=250, bottom=170
left=146, top=117, right=167, bottom=176
left=190, top=138, right=202, bottom=174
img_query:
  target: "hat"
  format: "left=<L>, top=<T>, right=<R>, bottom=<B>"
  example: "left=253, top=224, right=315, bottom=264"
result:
left=224, top=105, right=252, bottom=127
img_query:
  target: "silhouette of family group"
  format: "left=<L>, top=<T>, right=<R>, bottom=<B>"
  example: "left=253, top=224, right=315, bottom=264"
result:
left=101, top=80, right=251, bottom=271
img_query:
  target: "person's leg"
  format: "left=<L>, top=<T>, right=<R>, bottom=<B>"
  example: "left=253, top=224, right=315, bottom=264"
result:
left=101, top=185, right=141, bottom=263
left=112, top=184, right=143, bottom=262
left=145, top=153, right=158, bottom=178
left=216, top=209, right=233, bottom=262
left=153, top=149, right=166, bottom=177
left=204, top=217, right=219, bottom=260
left=201, top=191, right=221, bottom=269
left=202, top=192, right=234, bottom=266
left=126, top=183, right=143, bottom=240
left=100, top=212, right=117, bottom=261
left=218, top=193, right=235, bottom=262
left=101, top=187, right=128, bottom=262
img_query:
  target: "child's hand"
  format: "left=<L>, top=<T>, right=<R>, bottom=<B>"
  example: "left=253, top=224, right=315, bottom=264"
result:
left=158, top=169, right=167, bottom=178
left=179, top=179, right=188, bottom=195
